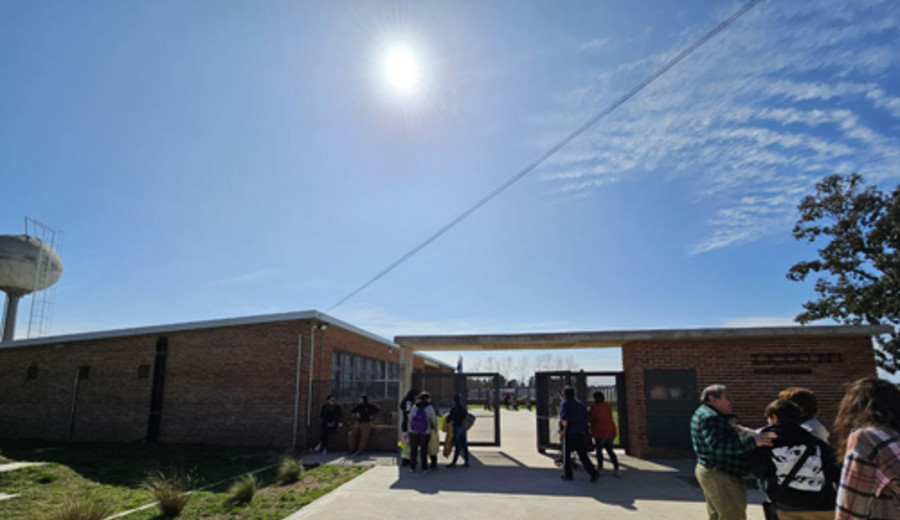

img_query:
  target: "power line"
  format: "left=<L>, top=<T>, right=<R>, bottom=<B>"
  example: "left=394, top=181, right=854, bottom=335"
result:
left=328, top=0, right=764, bottom=312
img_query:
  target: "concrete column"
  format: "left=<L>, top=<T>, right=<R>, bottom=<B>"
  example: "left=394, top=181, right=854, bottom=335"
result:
left=398, top=346, right=414, bottom=438
left=2, top=293, right=21, bottom=342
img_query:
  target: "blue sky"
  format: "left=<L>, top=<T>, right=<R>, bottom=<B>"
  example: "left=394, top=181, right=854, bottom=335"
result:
left=2, top=1, right=899, bottom=378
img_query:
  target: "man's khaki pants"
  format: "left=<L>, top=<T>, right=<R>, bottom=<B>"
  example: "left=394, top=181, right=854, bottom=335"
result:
left=348, top=422, right=372, bottom=453
left=695, top=464, right=747, bottom=520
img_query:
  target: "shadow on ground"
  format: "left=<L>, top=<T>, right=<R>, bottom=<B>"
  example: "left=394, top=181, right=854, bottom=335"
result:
left=389, top=451, right=706, bottom=510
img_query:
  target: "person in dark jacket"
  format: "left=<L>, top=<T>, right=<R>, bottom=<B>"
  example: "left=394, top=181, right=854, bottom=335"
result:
left=315, top=395, right=342, bottom=455
left=399, top=388, right=418, bottom=433
left=559, top=386, right=599, bottom=482
left=446, top=393, right=470, bottom=468
left=348, top=395, right=380, bottom=456
left=749, top=399, right=839, bottom=520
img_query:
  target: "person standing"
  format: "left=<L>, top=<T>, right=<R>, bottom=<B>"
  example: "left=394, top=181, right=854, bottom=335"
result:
left=692, top=384, right=776, bottom=520
left=834, top=377, right=900, bottom=520
left=749, top=399, right=839, bottom=520
left=399, top=388, right=418, bottom=434
left=314, top=395, right=342, bottom=455
left=348, top=395, right=380, bottom=456
left=589, top=391, right=620, bottom=477
left=408, top=391, right=437, bottom=473
left=559, top=386, right=600, bottom=482
left=446, top=393, right=470, bottom=468
left=778, top=387, right=830, bottom=443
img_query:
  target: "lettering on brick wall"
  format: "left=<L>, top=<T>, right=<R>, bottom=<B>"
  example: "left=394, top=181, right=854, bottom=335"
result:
left=752, top=367, right=814, bottom=375
left=750, top=352, right=843, bottom=365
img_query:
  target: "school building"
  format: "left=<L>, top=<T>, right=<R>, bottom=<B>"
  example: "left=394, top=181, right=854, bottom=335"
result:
left=0, top=310, right=890, bottom=458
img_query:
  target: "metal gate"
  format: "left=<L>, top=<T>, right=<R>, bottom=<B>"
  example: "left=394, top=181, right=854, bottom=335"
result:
left=412, top=371, right=502, bottom=446
left=535, top=371, right=627, bottom=453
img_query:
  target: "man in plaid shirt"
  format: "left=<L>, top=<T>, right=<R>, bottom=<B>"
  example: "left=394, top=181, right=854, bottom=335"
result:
left=692, top=384, right=776, bottom=520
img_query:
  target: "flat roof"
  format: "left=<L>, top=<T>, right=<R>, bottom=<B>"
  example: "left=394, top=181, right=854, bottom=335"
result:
left=0, top=310, right=391, bottom=349
left=0, top=309, right=455, bottom=368
left=394, top=324, right=894, bottom=351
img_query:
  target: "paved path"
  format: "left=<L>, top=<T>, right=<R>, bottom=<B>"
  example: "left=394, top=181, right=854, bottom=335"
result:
left=290, top=409, right=767, bottom=520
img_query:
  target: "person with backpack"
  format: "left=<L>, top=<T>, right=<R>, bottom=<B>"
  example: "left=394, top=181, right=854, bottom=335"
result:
left=407, top=391, right=437, bottom=473
left=348, top=394, right=380, bottom=456
left=749, top=399, right=839, bottom=520
left=834, top=378, right=900, bottom=520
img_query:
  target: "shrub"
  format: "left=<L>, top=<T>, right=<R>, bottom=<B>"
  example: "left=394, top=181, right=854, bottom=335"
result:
left=275, top=456, right=304, bottom=485
left=44, top=495, right=114, bottom=520
left=224, top=473, right=258, bottom=506
left=143, top=470, right=194, bottom=517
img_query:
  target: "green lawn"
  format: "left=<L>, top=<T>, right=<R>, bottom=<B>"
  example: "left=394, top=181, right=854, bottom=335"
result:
left=0, top=442, right=364, bottom=520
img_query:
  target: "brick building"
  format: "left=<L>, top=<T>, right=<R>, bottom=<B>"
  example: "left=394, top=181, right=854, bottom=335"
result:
left=395, top=324, right=891, bottom=458
left=0, top=311, right=451, bottom=450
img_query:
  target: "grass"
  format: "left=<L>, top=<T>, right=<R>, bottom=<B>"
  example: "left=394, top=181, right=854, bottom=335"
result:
left=43, top=494, right=114, bottom=520
left=126, top=465, right=366, bottom=520
left=143, top=470, right=194, bottom=517
left=0, top=441, right=362, bottom=520
left=274, top=456, right=303, bottom=485
left=224, top=473, right=258, bottom=505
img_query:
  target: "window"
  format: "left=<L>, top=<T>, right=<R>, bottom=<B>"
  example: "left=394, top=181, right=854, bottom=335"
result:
left=331, top=351, right=400, bottom=401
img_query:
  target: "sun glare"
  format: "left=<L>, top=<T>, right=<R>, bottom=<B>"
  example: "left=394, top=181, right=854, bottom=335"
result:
left=383, top=45, right=421, bottom=94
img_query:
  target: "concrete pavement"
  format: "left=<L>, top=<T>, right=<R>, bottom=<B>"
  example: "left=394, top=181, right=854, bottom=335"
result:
left=290, top=409, right=767, bottom=519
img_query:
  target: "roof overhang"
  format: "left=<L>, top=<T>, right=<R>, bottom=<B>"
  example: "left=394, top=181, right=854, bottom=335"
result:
left=394, top=324, right=894, bottom=351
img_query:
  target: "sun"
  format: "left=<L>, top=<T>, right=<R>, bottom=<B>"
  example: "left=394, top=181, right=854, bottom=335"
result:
left=383, top=45, right=421, bottom=94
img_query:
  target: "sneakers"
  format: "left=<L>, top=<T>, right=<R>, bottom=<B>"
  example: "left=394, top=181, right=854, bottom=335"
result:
left=408, top=467, right=416, bottom=473
left=322, top=448, right=327, bottom=455
left=614, top=469, right=621, bottom=478
left=313, top=443, right=322, bottom=452
left=422, top=469, right=430, bottom=474
left=590, top=473, right=600, bottom=483
left=561, top=475, right=574, bottom=481
left=446, top=463, right=457, bottom=469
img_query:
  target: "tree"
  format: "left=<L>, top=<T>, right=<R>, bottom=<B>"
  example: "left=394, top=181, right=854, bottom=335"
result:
left=787, top=173, right=900, bottom=372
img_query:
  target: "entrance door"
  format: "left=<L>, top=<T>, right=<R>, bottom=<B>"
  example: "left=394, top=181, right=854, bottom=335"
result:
left=535, top=371, right=627, bottom=453
left=412, top=371, right=501, bottom=446
left=644, top=369, right=697, bottom=450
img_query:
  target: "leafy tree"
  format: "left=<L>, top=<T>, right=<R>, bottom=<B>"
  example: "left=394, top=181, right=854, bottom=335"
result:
left=787, top=173, right=899, bottom=372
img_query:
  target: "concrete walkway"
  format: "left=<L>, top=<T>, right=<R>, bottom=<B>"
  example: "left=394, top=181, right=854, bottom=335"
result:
left=290, top=410, right=767, bottom=520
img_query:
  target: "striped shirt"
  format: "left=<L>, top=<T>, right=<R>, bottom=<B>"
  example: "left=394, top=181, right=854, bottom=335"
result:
left=836, top=426, right=900, bottom=520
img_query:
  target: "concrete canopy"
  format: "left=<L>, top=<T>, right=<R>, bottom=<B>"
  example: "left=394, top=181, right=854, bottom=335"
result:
left=394, top=324, right=894, bottom=351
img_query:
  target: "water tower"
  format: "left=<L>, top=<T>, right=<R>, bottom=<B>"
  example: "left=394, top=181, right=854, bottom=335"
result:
left=0, top=230, right=64, bottom=342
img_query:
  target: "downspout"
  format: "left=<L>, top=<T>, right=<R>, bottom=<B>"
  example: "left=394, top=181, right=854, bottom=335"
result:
left=306, top=322, right=327, bottom=429
left=292, top=334, right=303, bottom=449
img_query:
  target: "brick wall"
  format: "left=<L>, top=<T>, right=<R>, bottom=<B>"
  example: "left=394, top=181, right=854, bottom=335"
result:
left=0, top=318, right=418, bottom=450
left=622, top=336, right=876, bottom=458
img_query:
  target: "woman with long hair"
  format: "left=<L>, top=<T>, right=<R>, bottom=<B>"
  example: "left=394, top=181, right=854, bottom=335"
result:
left=834, top=377, right=900, bottom=520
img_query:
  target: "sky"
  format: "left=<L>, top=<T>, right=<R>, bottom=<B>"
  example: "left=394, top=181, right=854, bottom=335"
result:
left=2, top=1, right=899, bottom=379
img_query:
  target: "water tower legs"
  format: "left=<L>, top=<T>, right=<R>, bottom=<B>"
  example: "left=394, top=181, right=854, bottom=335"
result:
left=2, top=293, right=20, bottom=342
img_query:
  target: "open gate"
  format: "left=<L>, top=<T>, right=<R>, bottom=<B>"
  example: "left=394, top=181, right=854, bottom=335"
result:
left=412, top=371, right=502, bottom=446
left=535, top=371, right=627, bottom=453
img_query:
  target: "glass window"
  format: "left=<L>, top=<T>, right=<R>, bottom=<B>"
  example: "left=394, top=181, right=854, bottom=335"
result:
left=330, top=351, right=401, bottom=401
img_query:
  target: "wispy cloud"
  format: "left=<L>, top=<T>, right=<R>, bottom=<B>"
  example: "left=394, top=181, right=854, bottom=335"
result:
left=538, top=0, right=900, bottom=255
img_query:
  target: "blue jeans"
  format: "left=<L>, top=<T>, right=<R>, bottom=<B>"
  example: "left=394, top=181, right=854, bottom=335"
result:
left=594, top=437, right=619, bottom=471
left=451, top=425, right=468, bottom=464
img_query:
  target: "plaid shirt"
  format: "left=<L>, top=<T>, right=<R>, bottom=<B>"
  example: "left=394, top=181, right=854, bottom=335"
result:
left=836, top=427, right=900, bottom=520
left=691, top=403, right=757, bottom=477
